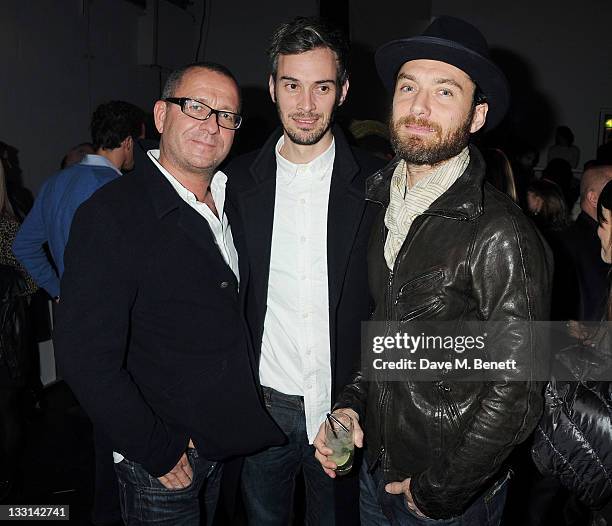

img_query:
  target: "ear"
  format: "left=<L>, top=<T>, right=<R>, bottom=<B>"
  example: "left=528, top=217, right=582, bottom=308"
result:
left=337, top=79, right=349, bottom=107
left=153, top=100, right=167, bottom=134
left=268, top=75, right=276, bottom=103
left=586, top=190, right=599, bottom=208
left=470, top=102, right=488, bottom=133
left=121, top=135, right=134, bottom=151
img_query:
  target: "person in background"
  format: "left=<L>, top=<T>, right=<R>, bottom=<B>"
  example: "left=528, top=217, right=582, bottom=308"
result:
left=547, top=125, right=580, bottom=169
left=0, top=160, right=36, bottom=502
left=532, top=179, right=612, bottom=525
left=483, top=147, right=518, bottom=202
left=60, top=142, right=95, bottom=169
left=561, top=163, right=612, bottom=321
left=0, top=141, right=33, bottom=222
left=542, top=157, right=578, bottom=211
left=527, top=178, right=578, bottom=321
left=12, top=100, right=144, bottom=526
left=12, top=101, right=144, bottom=302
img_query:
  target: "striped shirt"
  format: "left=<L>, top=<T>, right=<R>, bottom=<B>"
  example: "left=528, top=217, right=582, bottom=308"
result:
left=384, top=147, right=470, bottom=270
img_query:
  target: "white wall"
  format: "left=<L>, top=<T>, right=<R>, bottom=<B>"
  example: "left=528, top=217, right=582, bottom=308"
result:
left=431, top=0, right=612, bottom=165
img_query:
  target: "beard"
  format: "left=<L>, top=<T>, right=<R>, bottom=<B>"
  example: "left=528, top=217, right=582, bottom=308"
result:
left=390, top=109, right=474, bottom=166
left=277, top=104, right=336, bottom=146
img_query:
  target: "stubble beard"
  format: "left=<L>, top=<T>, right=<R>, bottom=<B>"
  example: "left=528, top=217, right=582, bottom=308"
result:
left=278, top=103, right=336, bottom=146
left=390, top=110, right=474, bottom=166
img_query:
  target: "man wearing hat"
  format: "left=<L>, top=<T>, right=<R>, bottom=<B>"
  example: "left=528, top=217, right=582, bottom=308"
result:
left=314, top=16, right=552, bottom=524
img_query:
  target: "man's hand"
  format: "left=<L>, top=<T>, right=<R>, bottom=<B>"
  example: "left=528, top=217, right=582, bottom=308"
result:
left=313, top=408, right=364, bottom=478
left=157, top=451, right=193, bottom=490
left=385, top=478, right=427, bottom=518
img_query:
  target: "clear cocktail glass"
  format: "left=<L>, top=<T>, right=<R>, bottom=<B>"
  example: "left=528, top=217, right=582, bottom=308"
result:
left=325, top=413, right=354, bottom=475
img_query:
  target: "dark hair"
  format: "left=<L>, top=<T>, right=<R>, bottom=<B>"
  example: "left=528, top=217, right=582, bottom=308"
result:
left=161, top=62, right=241, bottom=106
left=598, top=180, right=612, bottom=321
left=90, top=101, right=144, bottom=150
left=598, top=179, right=612, bottom=227
left=556, top=125, right=574, bottom=146
left=472, top=84, right=487, bottom=106
left=483, top=148, right=517, bottom=202
left=268, top=16, right=349, bottom=87
left=543, top=158, right=575, bottom=208
left=528, top=178, right=569, bottom=230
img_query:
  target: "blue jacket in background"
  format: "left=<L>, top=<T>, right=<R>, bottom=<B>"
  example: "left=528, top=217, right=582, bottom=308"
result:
left=12, top=155, right=120, bottom=298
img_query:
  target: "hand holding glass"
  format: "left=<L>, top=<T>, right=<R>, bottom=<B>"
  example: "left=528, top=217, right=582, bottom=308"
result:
left=325, top=413, right=354, bottom=475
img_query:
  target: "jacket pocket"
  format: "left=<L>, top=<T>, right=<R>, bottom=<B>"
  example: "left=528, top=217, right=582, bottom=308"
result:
left=399, top=299, right=443, bottom=323
left=397, top=268, right=445, bottom=298
left=438, top=383, right=464, bottom=433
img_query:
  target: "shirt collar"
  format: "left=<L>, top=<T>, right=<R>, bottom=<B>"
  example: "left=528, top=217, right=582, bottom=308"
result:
left=80, top=154, right=122, bottom=176
left=274, top=135, right=335, bottom=183
left=146, top=149, right=228, bottom=213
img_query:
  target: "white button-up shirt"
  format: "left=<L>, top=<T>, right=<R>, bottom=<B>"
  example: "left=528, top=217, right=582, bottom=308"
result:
left=259, top=136, right=335, bottom=443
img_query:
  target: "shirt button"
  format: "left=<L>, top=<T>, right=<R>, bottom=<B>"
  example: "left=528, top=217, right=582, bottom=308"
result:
left=300, top=236, right=306, bottom=243
left=302, top=313, right=309, bottom=319
left=306, top=349, right=311, bottom=356
left=220, top=281, right=229, bottom=289
left=300, top=275, right=306, bottom=281
left=300, top=198, right=306, bottom=204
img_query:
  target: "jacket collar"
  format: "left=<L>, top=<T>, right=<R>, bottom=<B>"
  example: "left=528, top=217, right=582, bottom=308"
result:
left=366, top=143, right=486, bottom=221
left=249, top=124, right=359, bottom=185
left=140, top=153, right=185, bottom=218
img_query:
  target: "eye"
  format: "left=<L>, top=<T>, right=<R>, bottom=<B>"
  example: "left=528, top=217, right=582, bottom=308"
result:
left=188, top=100, right=206, bottom=112
left=316, top=85, right=331, bottom=94
left=399, top=84, right=414, bottom=93
left=218, top=111, right=234, bottom=123
left=285, top=83, right=299, bottom=91
left=439, top=88, right=453, bottom=97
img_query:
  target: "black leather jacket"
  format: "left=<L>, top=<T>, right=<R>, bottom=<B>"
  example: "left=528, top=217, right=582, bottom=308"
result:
left=336, top=146, right=553, bottom=519
left=532, top=327, right=612, bottom=509
left=0, top=264, right=29, bottom=380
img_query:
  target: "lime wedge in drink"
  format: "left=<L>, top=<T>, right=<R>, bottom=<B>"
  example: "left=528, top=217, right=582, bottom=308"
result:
left=332, top=448, right=351, bottom=468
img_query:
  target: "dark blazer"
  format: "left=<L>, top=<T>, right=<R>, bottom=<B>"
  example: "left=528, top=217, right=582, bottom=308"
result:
left=54, top=157, right=284, bottom=477
left=226, top=126, right=384, bottom=399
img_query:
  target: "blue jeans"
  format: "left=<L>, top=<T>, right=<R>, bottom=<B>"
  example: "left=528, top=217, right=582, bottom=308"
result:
left=360, top=459, right=509, bottom=526
left=114, top=448, right=221, bottom=525
left=241, top=387, right=335, bottom=526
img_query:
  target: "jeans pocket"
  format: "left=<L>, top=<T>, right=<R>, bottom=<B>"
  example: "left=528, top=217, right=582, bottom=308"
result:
left=484, top=472, right=511, bottom=526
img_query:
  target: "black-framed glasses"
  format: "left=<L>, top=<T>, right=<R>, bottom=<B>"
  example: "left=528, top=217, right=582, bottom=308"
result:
left=164, top=97, right=242, bottom=130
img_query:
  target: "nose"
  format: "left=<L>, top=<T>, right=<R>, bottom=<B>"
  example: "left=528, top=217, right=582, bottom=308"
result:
left=409, top=89, right=431, bottom=119
left=297, top=89, right=315, bottom=113
left=198, top=112, right=220, bottom=134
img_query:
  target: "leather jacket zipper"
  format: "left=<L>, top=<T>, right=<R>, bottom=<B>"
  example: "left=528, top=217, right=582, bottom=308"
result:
left=373, top=270, right=394, bottom=476
left=368, top=446, right=385, bottom=474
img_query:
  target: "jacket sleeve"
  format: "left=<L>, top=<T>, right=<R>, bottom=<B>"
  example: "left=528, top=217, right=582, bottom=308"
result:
left=411, top=214, right=553, bottom=519
left=12, top=185, right=60, bottom=298
left=53, top=199, right=189, bottom=477
left=333, top=370, right=369, bottom=421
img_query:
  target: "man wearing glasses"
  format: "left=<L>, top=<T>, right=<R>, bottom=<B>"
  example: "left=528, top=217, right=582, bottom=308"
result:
left=54, top=62, right=284, bottom=526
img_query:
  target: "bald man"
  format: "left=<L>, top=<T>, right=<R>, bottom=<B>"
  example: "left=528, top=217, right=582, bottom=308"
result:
left=563, top=164, right=612, bottom=320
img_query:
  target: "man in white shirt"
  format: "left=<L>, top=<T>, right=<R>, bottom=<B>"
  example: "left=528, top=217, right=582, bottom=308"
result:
left=227, top=17, right=384, bottom=526
left=54, top=62, right=284, bottom=526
